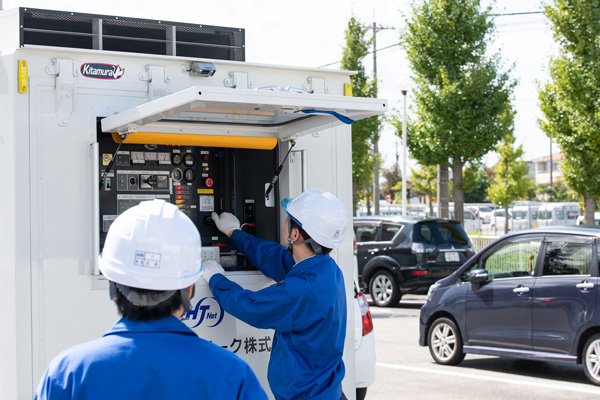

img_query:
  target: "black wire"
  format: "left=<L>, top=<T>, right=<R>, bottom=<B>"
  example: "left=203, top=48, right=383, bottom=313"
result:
left=265, top=140, right=296, bottom=200
left=99, top=137, right=124, bottom=191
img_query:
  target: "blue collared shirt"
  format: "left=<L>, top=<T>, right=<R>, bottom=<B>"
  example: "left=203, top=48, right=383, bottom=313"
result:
left=209, top=230, right=347, bottom=400
left=35, top=316, right=267, bottom=399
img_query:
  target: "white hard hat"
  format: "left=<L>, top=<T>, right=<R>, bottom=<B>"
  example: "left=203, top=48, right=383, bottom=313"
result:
left=281, top=187, right=347, bottom=249
left=98, top=199, right=203, bottom=291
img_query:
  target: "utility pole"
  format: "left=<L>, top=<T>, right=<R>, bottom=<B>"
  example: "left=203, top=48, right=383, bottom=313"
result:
left=367, top=21, right=395, bottom=216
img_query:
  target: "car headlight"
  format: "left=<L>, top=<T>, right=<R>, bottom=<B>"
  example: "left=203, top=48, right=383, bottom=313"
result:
left=426, top=282, right=440, bottom=302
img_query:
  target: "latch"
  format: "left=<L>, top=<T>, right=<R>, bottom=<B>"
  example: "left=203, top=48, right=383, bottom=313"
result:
left=140, top=65, right=170, bottom=101
left=46, top=58, right=75, bottom=127
left=223, top=71, right=249, bottom=89
left=303, top=77, right=326, bottom=94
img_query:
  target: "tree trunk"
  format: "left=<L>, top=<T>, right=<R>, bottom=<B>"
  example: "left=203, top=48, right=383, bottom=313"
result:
left=584, top=193, right=596, bottom=225
left=451, top=162, right=465, bottom=225
left=352, top=180, right=358, bottom=216
left=428, top=192, right=434, bottom=216
left=437, top=164, right=449, bottom=218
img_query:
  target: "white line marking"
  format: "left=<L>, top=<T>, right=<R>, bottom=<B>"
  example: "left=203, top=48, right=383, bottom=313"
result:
left=377, top=362, right=600, bottom=395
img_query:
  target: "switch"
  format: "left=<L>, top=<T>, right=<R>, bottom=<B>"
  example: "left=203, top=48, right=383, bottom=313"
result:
left=205, top=178, right=214, bottom=188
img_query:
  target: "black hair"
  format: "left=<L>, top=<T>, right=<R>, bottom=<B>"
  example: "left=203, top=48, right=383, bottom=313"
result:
left=115, top=287, right=183, bottom=321
left=290, top=219, right=332, bottom=255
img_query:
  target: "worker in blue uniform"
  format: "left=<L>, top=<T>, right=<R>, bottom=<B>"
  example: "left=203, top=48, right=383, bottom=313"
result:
left=35, top=199, right=267, bottom=400
left=204, top=187, right=348, bottom=400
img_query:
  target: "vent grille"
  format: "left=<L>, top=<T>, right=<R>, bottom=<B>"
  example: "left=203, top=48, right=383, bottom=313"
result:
left=20, top=8, right=245, bottom=61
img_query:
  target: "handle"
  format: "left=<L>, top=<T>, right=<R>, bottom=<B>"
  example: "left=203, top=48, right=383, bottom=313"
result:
left=92, top=142, right=100, bottom=276
left=576, top=281, right=594, bottom=290
left=513, top=286, right=530, bottom=294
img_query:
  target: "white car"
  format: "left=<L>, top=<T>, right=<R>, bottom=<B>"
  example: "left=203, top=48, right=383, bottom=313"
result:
left=576, top=211, right=600, bottom=225
left=353, top=236, right=375, bottom=400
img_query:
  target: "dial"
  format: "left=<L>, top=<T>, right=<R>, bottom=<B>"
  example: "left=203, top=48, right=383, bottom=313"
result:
left=184, top=168, right=196, bottom=182
left=184, top=153, right=195, bottom=166
left=171, top=168, right=183, bottom=182
left=172, top=153, right=182, bottom=166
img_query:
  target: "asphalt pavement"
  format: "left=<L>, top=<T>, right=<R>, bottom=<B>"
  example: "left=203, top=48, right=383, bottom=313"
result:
left=364, top=295, right=600, bottom=400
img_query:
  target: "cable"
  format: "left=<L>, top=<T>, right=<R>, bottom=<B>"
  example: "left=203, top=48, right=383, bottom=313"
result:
left=265, top=140, right=296, bottom=201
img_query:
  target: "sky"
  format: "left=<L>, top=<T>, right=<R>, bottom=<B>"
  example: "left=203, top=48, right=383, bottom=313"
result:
left=2, top=0, right=559, bottom=173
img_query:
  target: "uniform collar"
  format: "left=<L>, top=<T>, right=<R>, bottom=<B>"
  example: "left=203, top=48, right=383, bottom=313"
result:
left=287, top=253, right=329, bottom=277
left=104, top=316, right=197, bottom=337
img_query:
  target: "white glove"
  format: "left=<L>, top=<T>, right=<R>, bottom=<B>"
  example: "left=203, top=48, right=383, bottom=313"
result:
left=211, top=212, right=240, bottom=236
left=203, top=259, right=225, bottom=283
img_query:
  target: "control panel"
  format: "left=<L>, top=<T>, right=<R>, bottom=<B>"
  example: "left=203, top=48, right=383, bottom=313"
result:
left=97, top=131, right=278, bottom=271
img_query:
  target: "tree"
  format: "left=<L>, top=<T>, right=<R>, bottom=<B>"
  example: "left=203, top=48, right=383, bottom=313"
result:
left=341, top=17, right=381, bottom=215
left=487, top=134, right=531, bottom=234
left=411, top=164, right=437, bottom=216
left=399, top=0, right=516, bottom=224
left=539, top=0, right=600, bottom=225
left=536, top=182, right=577, bottom=202
left=462, top=163, right=491, bottom=203
left=381, top=163, right=402, bottom=203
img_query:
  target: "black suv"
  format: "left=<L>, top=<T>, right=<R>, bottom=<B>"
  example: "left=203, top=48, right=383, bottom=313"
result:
left=354, top=216, right=475, bottom=307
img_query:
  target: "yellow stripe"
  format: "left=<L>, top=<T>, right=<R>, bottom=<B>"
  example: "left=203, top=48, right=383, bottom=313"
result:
left=111, top=132, right=277, bottom=150
left=18, top=60, right=28, bottom=93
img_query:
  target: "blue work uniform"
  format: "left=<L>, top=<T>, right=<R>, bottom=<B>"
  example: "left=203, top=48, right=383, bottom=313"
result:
left=35, top=316, right=267, bottom=400
left=209, top=229, right=347, bottom=400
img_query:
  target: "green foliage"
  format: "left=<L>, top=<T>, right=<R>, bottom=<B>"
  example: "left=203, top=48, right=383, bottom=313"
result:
left=539, top=0, right=600, bottom=207
left=487, top=134, right=531, bottom=208
left=398, top=0, right=516, bottom=222
left=341, top=17, right=381, bottom=213
left=536, top=182, right=578, bottom=202
left=462, top=164, right=491, bottom=203
left=411, top=164, right=437, bottom=202
left=381, top=163, right=402, bottom=202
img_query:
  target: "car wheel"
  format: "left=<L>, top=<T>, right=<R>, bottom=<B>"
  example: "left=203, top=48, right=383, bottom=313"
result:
left=356, top=387, right=367, bottom=400
left=369, top=270, right=401, bottom=307
left=583, top=334, right=600, bottom=385
left=428, top=317, right=465, bottom=365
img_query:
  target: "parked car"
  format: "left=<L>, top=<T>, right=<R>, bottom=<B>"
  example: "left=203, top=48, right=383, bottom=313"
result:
left=354, top=216, right=475, bottom=307
left=511, top=204, right=539, bottom=231
left=419, top=226, right=600, bottom=385
left=536, top=202, right=580, bottom=227
left=476, top=206, right=495, bottom=224
left=352, top=236, right=375, bottom=400
left=490, top=208, right=511, bottom=235
left=576, top=211, right=600, bottom=225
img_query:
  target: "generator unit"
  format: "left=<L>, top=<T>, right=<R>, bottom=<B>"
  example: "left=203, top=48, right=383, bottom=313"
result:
left=0, top=7, right=387, bottom=399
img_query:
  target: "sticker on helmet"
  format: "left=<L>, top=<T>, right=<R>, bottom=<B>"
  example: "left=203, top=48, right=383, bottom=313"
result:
left=134, top=251, right=161, bottom=268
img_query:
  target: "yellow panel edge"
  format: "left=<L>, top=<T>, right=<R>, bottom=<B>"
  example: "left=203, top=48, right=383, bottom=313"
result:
left=111, top=132, right=278, bottom=150
left=18, top=59, right=28, bottom=93
left=344, top=83, right=353, bottom=97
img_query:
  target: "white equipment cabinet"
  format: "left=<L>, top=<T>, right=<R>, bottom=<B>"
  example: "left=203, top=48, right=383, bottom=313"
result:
left=0, top=8, right=386, bottom=399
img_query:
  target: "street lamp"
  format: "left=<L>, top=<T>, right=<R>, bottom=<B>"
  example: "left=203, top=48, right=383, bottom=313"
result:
left=401, top=85, right=409, bottom=216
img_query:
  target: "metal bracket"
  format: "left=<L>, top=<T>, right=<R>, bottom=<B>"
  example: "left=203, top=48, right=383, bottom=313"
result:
left=223, top=71, right=249, bottom=89
left=303, top=77, right=327, bottom=94
left=46, top=58, right=76, bottom=126
left=140, top=65, right=170, bottom=101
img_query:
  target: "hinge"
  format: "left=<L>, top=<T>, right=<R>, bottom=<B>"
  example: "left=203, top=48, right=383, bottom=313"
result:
left=46, top=58, right=76, bottom=127
left=223, top=71, right=249, bottom=89
left=303, top=77, right=326, bottom=94
left=140, top=65, right=170, bottom=101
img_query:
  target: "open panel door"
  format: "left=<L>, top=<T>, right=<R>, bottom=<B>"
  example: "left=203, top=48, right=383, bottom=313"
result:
left=101, top=86, right=387, bottom=145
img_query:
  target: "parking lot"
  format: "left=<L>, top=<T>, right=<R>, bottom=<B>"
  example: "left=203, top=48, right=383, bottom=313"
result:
left=365, top=295, right=600, bottom=400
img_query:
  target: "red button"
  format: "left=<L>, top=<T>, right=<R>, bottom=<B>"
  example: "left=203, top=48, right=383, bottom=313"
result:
left=205, top=178, right=214, bottom=188
left=203, top=155, right=210, bottom=161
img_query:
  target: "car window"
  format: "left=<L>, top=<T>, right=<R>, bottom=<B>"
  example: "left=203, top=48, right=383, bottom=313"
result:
left=381, top=224, right=403, bottom=241
left=556, top=210, right=564, bottom=220
left=460, top=237, right=542, bottom=282
left=413, top=221, right=469, bottom=245
left=567, top=210, right=579, bottom=220
left=532, top=211, right=538, bottom=219
left=514, top=211, right=525, bottom=220
left=542, top=241, right=592, bottom=276
left=355, top=224, right=379, bottom=243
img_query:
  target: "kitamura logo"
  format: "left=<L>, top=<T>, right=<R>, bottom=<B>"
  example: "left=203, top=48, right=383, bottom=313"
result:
left=185, top=297, right=224, bottom=328
left=80, top=63, right=125, bottom=80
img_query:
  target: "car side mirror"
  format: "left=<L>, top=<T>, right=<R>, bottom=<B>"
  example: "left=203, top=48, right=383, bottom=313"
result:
left=469, top=269, right=489, bottom=291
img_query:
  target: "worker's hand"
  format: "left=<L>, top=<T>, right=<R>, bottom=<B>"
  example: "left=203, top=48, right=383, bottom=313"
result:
left=203, top=260, right=225, bottom=283
left=211, top=212, right=240, bottom=237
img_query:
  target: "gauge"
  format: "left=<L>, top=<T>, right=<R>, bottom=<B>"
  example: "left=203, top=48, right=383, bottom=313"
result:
left=171, top=168, right=183, bottom=182
left=184, top=153, right=195, bottom=166
left=144, top=152, right=157, bottom=161
left=172, top=153, right=182, bottom=166
left=158, top=152, right=170, bottom=164
left=184, top=168, right=196, bottom=182
left=131, top=151, right=144, bottom=164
